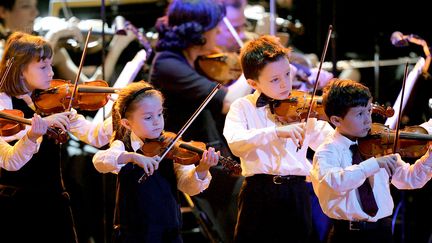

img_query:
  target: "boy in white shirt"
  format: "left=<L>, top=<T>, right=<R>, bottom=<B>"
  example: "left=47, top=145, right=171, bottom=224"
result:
left=310, top=79, right=432, bottom=243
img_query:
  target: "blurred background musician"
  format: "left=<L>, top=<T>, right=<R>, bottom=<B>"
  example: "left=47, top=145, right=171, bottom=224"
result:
left=0, top=0, right=135, bottom=83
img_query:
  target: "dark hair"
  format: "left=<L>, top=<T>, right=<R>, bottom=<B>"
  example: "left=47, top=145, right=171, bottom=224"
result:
left=0, top=0, right=14, bottom=10
left=240, top=35, right=291, bottom=81
left=0, top=0, right=15, bottom=25
left=0, top=32, right=53, bottom=96
left=111, top=81, right=164, bottom=150
left=322, top=79, right=372, bottom=119
left=156, top=0, right=225, bottom=51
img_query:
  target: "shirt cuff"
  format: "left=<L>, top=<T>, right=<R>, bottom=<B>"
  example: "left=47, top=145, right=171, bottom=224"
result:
left=360, top=157, right=380, bottom=177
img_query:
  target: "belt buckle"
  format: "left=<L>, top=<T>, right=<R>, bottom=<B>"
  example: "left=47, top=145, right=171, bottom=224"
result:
left=349, top=221, right=361, bottom=231
left=273, top=175, right=283, bottom=184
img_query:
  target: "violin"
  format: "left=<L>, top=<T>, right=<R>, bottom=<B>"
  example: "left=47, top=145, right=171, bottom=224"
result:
left=141, top=131, right=242, bottom=175
left=196, top=52, right=243, bottom=85
left=358, top=123, right=432, bottom=159
left=272, top=90, right=396, bottom=124
left=32, top=79, right=120, bottom=115
left=0, top=109, right=68, bottom=144
left=271, top=90, right=326, bottom=124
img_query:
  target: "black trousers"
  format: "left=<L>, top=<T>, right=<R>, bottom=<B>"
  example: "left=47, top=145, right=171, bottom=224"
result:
left=234, top=174, right=312, bottom=243
left=327, top=217, right=393, bottom=243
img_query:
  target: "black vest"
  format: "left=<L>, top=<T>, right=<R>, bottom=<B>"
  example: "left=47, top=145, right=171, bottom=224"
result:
left=117, top=144, right=181, bottom=233
left=0, top=97, right=64, bottom=193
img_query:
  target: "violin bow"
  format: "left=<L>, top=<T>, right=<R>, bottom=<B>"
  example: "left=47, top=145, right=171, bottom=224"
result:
left=297, top=25, right=333, bottom=151
left=0, top=57, right=15, bottom=89
left=393, top=63, right=409, bottom=154
left=223, top=17, right=244, bottom=48
left=66, top=27, right=93, bottom=112
left=138, top=83, right=223, bottom=183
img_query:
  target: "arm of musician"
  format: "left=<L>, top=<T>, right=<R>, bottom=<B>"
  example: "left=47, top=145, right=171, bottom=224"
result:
left=69, top=109, right=112, bottom=148
left=52, top=48, right=90, bottom=82
left=92, top=140, right=126, bottom=173
left=391, top=148, right=432, bottom=189
left=0, top=134, right=39, bottom=171
left=222, top=74, right=253, bottom=114
left=90, top=29, right=137, bottom=81
left=175, top=163, right=212, bottom=196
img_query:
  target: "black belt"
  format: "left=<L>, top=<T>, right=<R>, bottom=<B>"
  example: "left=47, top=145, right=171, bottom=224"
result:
left=332, top=217, right=391, bottom=231
left=0, top=184, right=21, bottom=198
left=246, top=174, right=306, bottom=184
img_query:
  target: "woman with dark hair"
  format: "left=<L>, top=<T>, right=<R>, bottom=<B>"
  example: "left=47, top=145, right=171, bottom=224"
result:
left=150, top=0, right=251, bottom=158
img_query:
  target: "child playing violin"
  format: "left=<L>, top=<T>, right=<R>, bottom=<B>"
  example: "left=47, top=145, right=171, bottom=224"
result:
left=310, top=79, right=432, bottom=243
left=0, top=113, right=46, bottom=170
left=92, top=81, right=220, bottom=242
left=223, top=35, right=333, bottom=242
left=0, top=32, right=112, bottom=243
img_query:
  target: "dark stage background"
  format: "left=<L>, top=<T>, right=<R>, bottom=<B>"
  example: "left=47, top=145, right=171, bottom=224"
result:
left=35, top=0, right=432, bottom=242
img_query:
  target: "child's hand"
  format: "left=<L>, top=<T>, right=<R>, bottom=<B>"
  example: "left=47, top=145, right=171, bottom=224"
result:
left=276, top=123, right=305, bottom=146
left=132, top=154, right=160, bottom=176
left=27, top=114, right=48, bottom=142
left=43, top=112, right=71, bottom=131
left=376, top=154, right=398, bottom=176
left=196, top=147, right=220, bottom=177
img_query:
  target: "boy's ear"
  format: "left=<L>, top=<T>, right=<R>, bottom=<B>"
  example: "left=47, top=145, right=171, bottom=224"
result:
left=247, top=78, right=259, bottom=90
left=120, top=118, right=132, bottom=131
left=329, top=115, right=342, bottom=127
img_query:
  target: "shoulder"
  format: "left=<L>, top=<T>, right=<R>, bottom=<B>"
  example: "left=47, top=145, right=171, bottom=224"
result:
left=315, top=130, right=340, bottom=153
left=230, top=94, right=255, bottom=109
left=0, top=92, right=12, bottom=109
left=153, top=50, right=185, bottom=64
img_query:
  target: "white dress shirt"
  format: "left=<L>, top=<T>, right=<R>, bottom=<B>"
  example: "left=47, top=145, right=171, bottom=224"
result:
left=0, top=135, right=38, bottom=171
left=420, top=118, right=432, bottom=134
left=93, top=132, right=212, bottom=196
left=223, top=91, right=333, bottom=177
left=310, top=129, right=432, bottom=222
left=0, top=92, right=112, bottom=169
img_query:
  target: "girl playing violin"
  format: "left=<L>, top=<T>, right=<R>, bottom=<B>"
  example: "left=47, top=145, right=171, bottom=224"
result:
left=0, top=32, right=111, bottom=243
left=150, top=0, right=252, bottom=158
left=92, top=81, right=219, bottom=242
left=0, top=113, right=47, bottom=170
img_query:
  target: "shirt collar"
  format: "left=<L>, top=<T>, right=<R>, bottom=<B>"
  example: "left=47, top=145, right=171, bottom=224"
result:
left=130, top=131, right=145, bottom=152
left=333, top=128, right=358, bottom=149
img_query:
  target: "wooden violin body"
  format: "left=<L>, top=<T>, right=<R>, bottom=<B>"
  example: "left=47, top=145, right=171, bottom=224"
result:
left=196, top=52, right=242, bottom=85
left=0, top=109, right=68, bottom=144
left=141, top=131, right=242, bottom=175
left=358, top=123, right=432, bottom=159
left=32, top=79, right=119, bottom=115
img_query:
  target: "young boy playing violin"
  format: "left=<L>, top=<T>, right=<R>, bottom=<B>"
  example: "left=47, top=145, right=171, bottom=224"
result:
left=310, top=79, right=432, bottom=243
left=223, top=35, right=333, bottom=243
